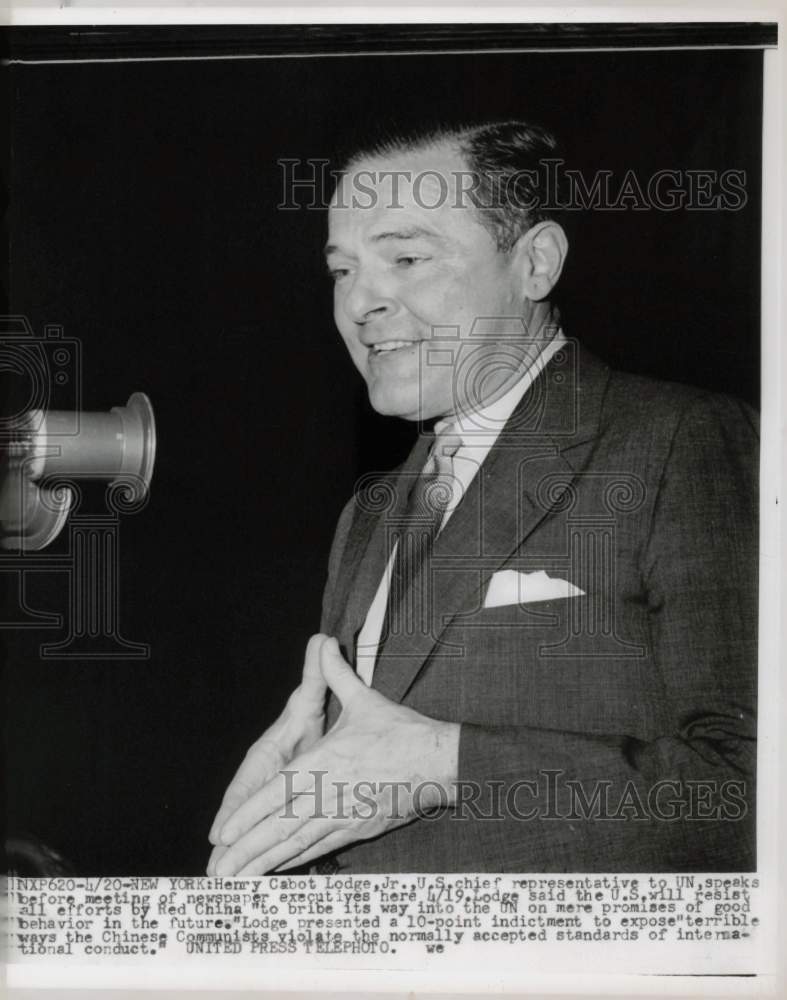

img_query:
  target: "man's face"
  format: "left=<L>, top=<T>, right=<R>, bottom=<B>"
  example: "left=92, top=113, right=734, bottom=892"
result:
left=326, top=144, right=531, bottom=422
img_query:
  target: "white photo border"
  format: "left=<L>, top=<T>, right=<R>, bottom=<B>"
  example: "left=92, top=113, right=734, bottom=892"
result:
left=2, top=4, right=783, bottom=999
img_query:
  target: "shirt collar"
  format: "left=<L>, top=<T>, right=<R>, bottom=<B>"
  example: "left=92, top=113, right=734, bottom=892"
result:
left=443, top=330, right=566, bottom=446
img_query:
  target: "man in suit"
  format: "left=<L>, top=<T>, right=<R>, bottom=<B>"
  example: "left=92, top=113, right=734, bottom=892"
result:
left=207, top=121, right=757, bottom=875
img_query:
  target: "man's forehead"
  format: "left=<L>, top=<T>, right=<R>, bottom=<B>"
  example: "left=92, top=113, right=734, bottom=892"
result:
left=328, top=142, right=478, bottom=236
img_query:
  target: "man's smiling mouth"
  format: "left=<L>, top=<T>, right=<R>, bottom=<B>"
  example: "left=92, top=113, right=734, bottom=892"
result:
left=370, top=340, right=420, bottom=355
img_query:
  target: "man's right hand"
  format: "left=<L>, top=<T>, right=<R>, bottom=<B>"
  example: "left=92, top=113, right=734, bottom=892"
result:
left=206, top=633, right=330, bottom=874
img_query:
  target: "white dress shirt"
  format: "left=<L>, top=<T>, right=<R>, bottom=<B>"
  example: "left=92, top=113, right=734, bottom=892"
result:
left=355, top=332, right=566, bottom=684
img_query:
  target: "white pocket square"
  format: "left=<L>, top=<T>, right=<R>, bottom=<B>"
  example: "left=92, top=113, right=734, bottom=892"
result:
left=483, top=569, right=585, bottom=608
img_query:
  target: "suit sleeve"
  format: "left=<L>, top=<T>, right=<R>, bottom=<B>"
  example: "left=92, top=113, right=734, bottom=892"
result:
left=456, top=393, right=758, bottom=870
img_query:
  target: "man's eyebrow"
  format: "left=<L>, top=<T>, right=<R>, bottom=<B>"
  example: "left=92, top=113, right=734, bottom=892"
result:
left=323, top=243, right=347, bottom=258
left=370, top=226, right=442, bottom=244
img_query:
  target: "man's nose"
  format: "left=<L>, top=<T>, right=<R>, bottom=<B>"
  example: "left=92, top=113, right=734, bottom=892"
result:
left=341, top=272, right=396, bottom=326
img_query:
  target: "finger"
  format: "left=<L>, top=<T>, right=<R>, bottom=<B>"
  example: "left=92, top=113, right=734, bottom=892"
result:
left=235, top=818, right=341, bottom=877
left=275, top=829, right=352, bottom=872
left=211, top=638, right=333, bottom=845
left=218, top=760, right=319, bottom=846
left=300, top=633, right=329, bottom=700
left=214, top=780, right=323, bottom=876
left=209, top=740, right=285, bottom=843
left=210, top=755, right=279, bottom=843
left=320, top=636, right=365, bottom=709
left=206, top=843, right=229, bottom=876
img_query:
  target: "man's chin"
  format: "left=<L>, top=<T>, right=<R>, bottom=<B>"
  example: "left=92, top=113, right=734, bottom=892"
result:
left=367, top=385, right=422, bottom=422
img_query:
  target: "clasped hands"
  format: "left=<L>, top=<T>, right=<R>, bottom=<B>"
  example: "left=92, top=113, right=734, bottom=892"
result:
left=207, top=634, right=459, bottom=876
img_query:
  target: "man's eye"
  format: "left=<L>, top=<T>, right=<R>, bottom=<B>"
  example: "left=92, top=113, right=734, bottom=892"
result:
left=395, top=255, right=429, bottom=268
left=327, top=267, right=351, bottom=283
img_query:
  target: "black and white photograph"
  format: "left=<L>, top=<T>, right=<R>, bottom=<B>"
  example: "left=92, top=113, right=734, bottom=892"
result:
left=1, top=9, right=782, bottom=997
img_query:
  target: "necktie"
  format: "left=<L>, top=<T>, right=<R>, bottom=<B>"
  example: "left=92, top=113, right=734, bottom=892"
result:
left=379, top=420, right=462, bottom=647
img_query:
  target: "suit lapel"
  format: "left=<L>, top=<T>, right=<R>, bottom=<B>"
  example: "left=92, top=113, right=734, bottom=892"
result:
left=329, top=431, right=433, bottom=662
left=371, top=340, right=611, bottom=704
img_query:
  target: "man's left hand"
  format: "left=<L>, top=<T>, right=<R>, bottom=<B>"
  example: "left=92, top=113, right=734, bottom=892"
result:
left=209, top=636, right=459, bottom=876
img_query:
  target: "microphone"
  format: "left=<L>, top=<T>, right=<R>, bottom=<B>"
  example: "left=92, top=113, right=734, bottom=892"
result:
left=0, top=392, right=156, bottom=550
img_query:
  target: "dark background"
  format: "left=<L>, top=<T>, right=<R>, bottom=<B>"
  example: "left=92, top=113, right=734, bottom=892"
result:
left=2, top=37, right=762, bottom=874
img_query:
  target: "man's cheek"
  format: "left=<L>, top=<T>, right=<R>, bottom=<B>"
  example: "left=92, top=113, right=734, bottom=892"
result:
left=428, top=288, right=470, bottom=332
left=401, top=279, right=459, bottom=325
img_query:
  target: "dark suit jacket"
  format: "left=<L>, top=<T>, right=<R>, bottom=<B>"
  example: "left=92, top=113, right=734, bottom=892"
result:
left=319, top=341, right=758, bottom=872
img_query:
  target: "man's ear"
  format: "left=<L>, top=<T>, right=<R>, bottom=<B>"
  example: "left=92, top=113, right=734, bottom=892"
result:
left=513, top=220, right=569, bottom=302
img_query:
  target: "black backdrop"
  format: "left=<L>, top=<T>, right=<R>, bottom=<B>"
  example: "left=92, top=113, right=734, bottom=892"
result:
left=3, top=37, right=762, bottom=874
